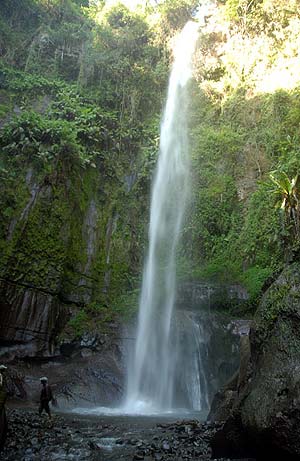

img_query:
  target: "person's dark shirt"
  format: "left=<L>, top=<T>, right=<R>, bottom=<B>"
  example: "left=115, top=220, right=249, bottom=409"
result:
left=40, top=384, right=53, bottom=402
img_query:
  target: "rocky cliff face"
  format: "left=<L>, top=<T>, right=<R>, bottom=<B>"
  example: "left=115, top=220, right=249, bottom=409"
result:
left=10, top=311, right=245, bottom=411
left=174, top=309, right=248, bottom=412
left=210, top=262, right=300, bottom=459
left=0, top=280, right=68, bottom=357
left=177, top=281, right=249, bottom=310
left=0, top=100, right=145, bottom=359
left=0, top=151, right=145, bottom=360
left=175, top=282, right=250, bottom=413
left=4, top=327, right=127, bottom=409
left=1, top=281, right=247, bottom=411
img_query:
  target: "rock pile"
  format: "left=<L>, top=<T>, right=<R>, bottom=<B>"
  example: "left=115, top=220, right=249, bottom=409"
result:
left=1, top=408, right=255, bottom=460
left=130, top=420, right=221, bottom=460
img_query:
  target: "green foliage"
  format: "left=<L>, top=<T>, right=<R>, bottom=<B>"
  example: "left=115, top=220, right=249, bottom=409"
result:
left=0, top=0, right=167, bottom=120
left=240, top=266, right=273, bottom=301
left=237, top=184, right=281, bottom=266
left=0, top=0, right=167, bottom=337
left=255, top=265, right=298, bottom=338
left=194, top=175, right=239, bottom=254
left=185, top=123, right=243, bottom=265
left=186, top=48, right=300, bottom=310
left=189, top=256, right=240, bottom=283
left=157, top=0, right=199, bottom=29
left=267, top=170, right=300, bottom=254
left=0, top=111, right=85, bottom=173
left=0, top=186, right=69, bottom=290
left=0, top=62, right=62, bottom=95
left=68, top=309, right=90, bottom=337
left=0, top=65, right=161, bottom=328
left=224, top=0, right=261, bottom=23
left=222, top=0, right=295, bottom=37
left=67, top=288, right=140, bottom=337
left=110, top=286, right=141, bottom=319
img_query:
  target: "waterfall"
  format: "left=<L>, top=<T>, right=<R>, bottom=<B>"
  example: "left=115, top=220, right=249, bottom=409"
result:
left=176, top=311, right=210, bottom=412
left=125, top=22, right=199, bottom=414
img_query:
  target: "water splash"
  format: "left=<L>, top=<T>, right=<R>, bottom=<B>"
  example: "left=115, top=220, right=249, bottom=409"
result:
left=176, top=311, right=210, bottom=412
left=124, top=22, right=199, bottom=414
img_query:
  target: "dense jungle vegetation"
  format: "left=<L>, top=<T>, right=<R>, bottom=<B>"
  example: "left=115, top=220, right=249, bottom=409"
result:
left=1, top=0, right=300, bottom=334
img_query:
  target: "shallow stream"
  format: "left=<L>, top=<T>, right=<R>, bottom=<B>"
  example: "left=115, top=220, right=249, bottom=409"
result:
left=2, top=407, right=234, bottom=461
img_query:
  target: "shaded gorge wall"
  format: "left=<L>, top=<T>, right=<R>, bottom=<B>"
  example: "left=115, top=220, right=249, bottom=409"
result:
left=1, top=279, right=250, bottom=411
left=175, top=281, right=250, bottom=411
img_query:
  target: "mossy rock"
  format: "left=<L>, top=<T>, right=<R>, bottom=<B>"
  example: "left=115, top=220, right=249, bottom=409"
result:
left=211, top=263, right=300, bottom=459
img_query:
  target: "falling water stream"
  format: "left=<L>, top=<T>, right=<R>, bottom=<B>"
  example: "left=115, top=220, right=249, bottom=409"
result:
left=124, top=22, right=201, bottom=414
left=73, top=21, right=214, bottom=419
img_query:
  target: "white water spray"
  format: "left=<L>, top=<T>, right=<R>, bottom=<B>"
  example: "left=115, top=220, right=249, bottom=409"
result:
left=124, top=22, right=199, bottom=414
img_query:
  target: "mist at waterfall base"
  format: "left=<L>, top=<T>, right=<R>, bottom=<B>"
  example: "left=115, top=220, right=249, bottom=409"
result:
left=73, top=22, right=211, bottom=418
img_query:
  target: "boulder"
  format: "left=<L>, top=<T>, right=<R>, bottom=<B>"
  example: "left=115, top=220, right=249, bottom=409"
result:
left=208, top=334, right=251, bottom=423
left=210, top=263, right=300, bottom=459
left=207, top=370, right=239, bottom=422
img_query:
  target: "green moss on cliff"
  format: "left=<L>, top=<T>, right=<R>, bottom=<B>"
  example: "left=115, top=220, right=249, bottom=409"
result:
left=254, top=263, right=300, bottom=342
left=0, top=51, right=157, bottom=327
left=2, top=0, right=300, bottom=331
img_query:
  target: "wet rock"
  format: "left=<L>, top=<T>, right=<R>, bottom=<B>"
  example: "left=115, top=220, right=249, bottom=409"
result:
left=127, top=438, right=138, bottom=445
left=207, top=372, right=239, bottom=422
left=133, top=453, right=144, bottom=460
left=1, top=408, right=252, bottom=461
left=162, top=440, right=170, bottom=451
left=80, top=333, right=99, bottom=349
left=88, top=440, right=100, bottom=450
left=0, top=280, right=69, bottom=359
left=50, top=448, right=68, bottom=460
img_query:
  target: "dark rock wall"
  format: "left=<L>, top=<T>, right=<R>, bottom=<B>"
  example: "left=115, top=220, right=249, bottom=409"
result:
left=0, top=280, right=69, bottom=357
left=240, top=263, right=300, bottom=457
left=177, top=281, right=249, bottom=310
left=210, top=262, right=300, bottom=459
left=4, top=327, right=126, bottom=409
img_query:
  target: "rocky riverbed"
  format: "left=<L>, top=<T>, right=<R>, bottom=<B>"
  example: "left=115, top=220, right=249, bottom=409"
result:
left=1, top=407, right=256, bottom=461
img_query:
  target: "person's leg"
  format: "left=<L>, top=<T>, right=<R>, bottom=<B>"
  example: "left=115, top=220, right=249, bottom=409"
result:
left=39, top=402, right=43, bottom=415
left=45, top=401, right=52, bottom=420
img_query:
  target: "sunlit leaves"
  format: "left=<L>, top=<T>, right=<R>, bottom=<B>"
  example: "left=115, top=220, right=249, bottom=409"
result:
left=269, top=170, right=300, bottom=241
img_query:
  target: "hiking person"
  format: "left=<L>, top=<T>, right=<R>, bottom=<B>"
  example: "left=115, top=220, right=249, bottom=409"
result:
left=39, top=377, right=54, bottom=420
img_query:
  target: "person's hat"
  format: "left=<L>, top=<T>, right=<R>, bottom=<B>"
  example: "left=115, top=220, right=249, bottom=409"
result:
left=40, top=376, right=48, bottom=382
left=0, top=365, right=7, bottom=371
